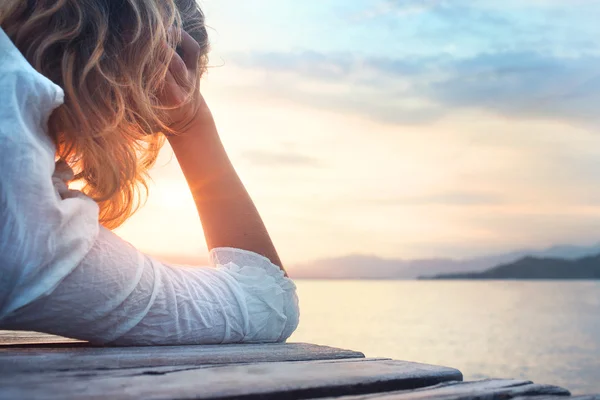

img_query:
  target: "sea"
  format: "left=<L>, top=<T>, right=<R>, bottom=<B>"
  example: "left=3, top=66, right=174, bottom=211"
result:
left=289, top=280, right=600, bottom=395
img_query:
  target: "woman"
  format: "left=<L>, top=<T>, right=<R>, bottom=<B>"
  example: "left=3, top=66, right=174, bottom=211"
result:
left=0, top=0, right=299, bottom=345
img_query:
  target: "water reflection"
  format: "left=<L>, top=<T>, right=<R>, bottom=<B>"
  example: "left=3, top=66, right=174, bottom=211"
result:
left=289, top=280, right=600, bottom=394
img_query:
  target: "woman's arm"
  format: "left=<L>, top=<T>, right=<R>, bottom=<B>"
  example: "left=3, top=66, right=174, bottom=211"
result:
left=168, top=109, right=284, bottom=270
left=162, top=31, right=284, bottom=271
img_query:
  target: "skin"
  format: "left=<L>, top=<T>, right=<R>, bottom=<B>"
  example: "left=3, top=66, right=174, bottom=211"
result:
left=159, top=30, right=285, bottom=273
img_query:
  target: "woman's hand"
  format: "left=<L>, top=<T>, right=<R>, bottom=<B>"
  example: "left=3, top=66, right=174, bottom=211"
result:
left=159, top=30, right=211, bottom=134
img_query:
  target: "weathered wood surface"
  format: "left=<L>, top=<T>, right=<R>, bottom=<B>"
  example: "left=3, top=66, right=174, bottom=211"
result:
left=318, top=379, right=571, bottom=399
left=0, top=358, right=463, bottom=400
left=1, top=331, right=590, bottom=400
left=512, top=397, right=600, bottom=400
left=0, top=341, right=365, bottom=373
left=0, top=330, right=82, bottom=345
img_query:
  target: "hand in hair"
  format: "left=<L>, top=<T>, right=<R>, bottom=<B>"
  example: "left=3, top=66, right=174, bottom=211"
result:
left=160, top=30, right=210, bottom=135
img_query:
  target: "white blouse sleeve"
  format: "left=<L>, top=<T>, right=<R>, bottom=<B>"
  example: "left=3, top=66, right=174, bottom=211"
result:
left=0, top=28, right=299, bottom=345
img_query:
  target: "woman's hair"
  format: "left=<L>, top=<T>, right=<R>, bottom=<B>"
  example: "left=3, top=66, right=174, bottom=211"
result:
left=0, top=0, right=209, bottom=229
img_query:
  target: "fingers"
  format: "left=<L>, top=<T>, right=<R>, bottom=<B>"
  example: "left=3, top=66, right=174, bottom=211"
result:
left=54, top=160, right=74, bottom=182
left=166, top=29, right=202, bottom=89
left=168, top=49, right=189, bottom=84
left=164, top=69, right=179, bottom=93
left=178, top=30, right=202, bottom=72
left=158, top=29, right=202, bottom=110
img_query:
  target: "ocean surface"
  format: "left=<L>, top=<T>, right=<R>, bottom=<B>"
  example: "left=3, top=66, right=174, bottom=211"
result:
left=289, top=280, right=600, bottom=395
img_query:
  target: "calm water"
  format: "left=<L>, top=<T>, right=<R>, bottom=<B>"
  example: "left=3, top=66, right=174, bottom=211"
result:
left=289, top=280, right=600, bottom=395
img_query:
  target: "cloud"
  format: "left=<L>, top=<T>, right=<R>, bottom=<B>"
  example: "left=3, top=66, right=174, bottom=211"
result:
left=427, top=52, right=600, bottom=126
left=230, top=51, right=446, bottom=125
left=354, top=0, right=579, bottom=53
left=357, top=0, right=442, bottom=20
left=228, top=49, right=600, bottom=128
left=215, top=0, right=600, bottom=128
left=240, top=149, right=323, bottom=168
left=365, top=191, right=506, bottom=206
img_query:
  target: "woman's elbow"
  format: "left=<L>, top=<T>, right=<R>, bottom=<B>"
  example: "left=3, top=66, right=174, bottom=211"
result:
left=243, top=287, right=300, bottom=344
left=276, top=290, right=300, bottom=342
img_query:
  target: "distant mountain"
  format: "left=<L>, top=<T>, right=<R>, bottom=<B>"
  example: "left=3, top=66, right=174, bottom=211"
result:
left=422, top=253, right=600, bottom=280
left=288, top=243, right=600, bottom=279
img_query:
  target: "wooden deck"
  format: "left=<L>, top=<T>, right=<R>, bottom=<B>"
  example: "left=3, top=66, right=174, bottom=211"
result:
left=0, top=331, right=597, bottom=400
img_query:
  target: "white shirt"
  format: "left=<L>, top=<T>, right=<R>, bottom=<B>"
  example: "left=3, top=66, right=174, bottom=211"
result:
left=0, top=28, right=299, bottom=345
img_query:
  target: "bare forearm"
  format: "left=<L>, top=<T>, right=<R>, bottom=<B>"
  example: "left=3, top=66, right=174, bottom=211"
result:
left=167, top=112, right=284, bottom=270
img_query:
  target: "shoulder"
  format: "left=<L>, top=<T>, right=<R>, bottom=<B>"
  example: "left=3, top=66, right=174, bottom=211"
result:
left=0, top=28, right=64, bottom=127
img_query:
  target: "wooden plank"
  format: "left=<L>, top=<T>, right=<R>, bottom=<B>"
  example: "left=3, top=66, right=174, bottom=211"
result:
left=513, top=396, right=600, bottom=400
left=0, top=341, right=365, bottom=373
left=0, top=330, right=82, bottom=345
left=315, top=379, right=571, bottom=400
left=0, top=357, right=393, bottom=379
left=0, top=358, right=463, bottom=400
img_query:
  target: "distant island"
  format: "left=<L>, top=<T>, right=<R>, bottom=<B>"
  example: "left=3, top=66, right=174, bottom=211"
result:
left=286, top=243, right=600, bottom=279
left=420, top=253, right=600, bottom=280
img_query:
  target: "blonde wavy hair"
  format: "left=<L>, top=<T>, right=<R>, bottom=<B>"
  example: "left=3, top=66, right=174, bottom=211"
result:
left=0, top=0, right=209, bottom=229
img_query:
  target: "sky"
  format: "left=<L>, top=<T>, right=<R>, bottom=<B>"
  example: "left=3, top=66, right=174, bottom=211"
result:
left=115, top=0, right=600, bottom=265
